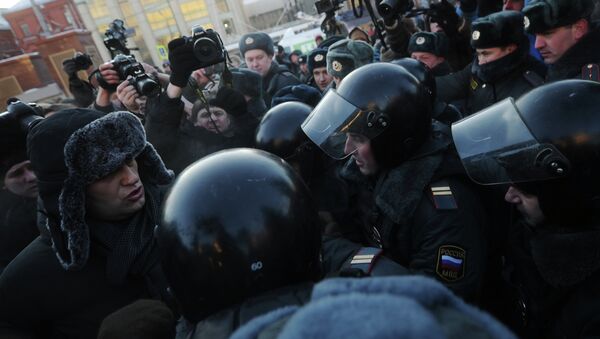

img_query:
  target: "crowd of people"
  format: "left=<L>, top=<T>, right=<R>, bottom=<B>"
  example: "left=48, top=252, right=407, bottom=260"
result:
left=1, top=0, right=599, bottom=338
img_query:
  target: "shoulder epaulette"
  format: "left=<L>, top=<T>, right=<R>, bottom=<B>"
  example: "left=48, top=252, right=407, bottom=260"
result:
left=581, top=64, right=599, bottom=82
left=429, top=180, right=458, bottom=210
left=341, top=247, right=383, bottom=276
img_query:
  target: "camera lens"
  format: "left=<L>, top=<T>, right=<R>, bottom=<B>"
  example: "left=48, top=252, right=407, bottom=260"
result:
left=193, top=37, right=219, bottom=63
left=133, top=77, right=161, bottom=97
left=378, top=0, right=397, bottom=17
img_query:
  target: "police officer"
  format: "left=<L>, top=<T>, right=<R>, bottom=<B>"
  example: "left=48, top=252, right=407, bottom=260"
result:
left=307, top=48, right=333, bottom=93
left=436, top=10, right=546, bottom=116
left=523, top=0, right=600, bottom=81
left=326, top=38, right=374, bottom=88
left=408, top=32, right=453, bottom=76
left=239, top=33, right=301, bottom=108
left=302, top=63, right=488, bottom=302
left=452, top=80, right=600, bottom=338
left=157, top=149, right=321, bottom=337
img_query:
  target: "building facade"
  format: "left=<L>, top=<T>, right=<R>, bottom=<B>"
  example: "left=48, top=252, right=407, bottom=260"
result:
left=74, top=0, right=250, bottom=66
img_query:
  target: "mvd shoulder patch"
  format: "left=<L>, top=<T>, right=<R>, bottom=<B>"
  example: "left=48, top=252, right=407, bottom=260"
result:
left=429, top=181, right=458, bottom=210
left=436, top=245, right=466, bottom=282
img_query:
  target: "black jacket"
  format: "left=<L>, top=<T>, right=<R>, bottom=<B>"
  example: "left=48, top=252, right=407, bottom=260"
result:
left=183, top=283, right=312, bottom=339
left=339, top=126, right=488, bottom=301
left=0, top=191, right=38, bottom=274
left=503, top=220, right=600, bottom=338
left=144, top=93, right=258, bottom=174
left=436, top=47, right=546, bottom=116
left=261, top=61, right=301, bottom=109
left=0, top=186, right=169, bottom=338
left=546, top=25, right=600, bottom=82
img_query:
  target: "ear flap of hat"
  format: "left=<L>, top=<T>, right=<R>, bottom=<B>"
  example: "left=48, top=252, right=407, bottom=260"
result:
left=57, top=175, right=89, bottom=270
left=137, top=142, right=174, bottom=186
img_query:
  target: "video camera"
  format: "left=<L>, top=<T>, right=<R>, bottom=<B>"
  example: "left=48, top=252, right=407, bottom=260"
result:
left=185, top=26, right=226, bottom=69
left=377, top=0, right=414, bottom=20
left=104, top=19, right=131, bottom=57
left=110, top=54, right=161, bottom=97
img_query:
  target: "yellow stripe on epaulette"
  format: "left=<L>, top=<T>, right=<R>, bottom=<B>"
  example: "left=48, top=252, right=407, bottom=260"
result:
left=470, top=78, right=478, bottom=91
left=430, top=181, right=458, bottom=210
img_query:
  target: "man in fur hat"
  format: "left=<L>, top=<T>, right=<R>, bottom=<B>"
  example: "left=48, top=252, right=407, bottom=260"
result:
left=0, top=109, right=174, bottom=338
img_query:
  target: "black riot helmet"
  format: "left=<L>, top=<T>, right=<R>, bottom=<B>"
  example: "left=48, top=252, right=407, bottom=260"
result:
left=452, top=80, right=600, bottom=223
left=390, top=58, right=437, bottom=102
left=157, top=149, right=321, bottom=323
left=255, top=102, right=317, bottom=182
left=301, top=63, right=432, bottom=169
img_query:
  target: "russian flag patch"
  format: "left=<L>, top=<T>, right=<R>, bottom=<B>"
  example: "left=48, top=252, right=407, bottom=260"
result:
left=436, top=245, right=466, bottom=282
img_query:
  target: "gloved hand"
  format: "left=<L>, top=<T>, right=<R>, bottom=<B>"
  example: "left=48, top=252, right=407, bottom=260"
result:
left=168, top=37, right=201, bottom=87
left=428, top=0, right=460, bottom=36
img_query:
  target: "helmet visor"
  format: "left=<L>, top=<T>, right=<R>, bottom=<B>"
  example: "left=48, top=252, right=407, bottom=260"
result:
left=301, top=90, right=384, bottom=159
left=452, top=98, right=570, bottom=185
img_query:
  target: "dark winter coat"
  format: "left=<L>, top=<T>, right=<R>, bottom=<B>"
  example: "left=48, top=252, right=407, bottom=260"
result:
left=144, top=93, right=258, bottom=174
left=261, top=61, right=301, bottom=109
left=0, top=186, right=169, bottom=339
left=546, top=25, right=600, bottom=82
left=180, top=283, right=312, bottom=339
left=436, top=47, right=546, bottom=116
left=339, top=126, right=488, bottom=302
left=502, top=219, right=600, bottom=338
left=0, top=191, right=38, bottom=274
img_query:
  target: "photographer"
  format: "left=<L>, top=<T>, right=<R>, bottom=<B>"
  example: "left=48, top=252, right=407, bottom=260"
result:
left=95, top=57, right=168, bottom=118
left=62, top=52, right=96, bottom=108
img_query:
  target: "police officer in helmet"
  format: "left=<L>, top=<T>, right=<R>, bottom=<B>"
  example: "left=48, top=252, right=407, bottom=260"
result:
left=156, top=149, right=321, bottom=337
left=302, top=63, right=488, bottom=301
left=452, top=80, right=600, bottom=337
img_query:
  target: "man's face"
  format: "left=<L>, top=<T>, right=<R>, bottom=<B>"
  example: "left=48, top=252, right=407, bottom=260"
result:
left=476, top=45, right=515, bottom=65
left=244, top=49, right=273, bottom=77
left=411, top=52, right=446, bottom=70
left=534, top=25, right=579, bottom=64
left=86, top=159, right=145, bottom=221
left=344, top=133, right=378, bottom=175
left=502, top=0, right=524, bottom=11
left=313, top=67, right=333, bottom=91
left=504, top=185, right=545, bottom=226
left=3, top=160, right=38, bottom=198
left=196, top=107, right=232, bottom=134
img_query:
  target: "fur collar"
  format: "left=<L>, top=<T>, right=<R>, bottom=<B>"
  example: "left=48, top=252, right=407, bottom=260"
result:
left=530, top=227, right=600, bottom=287
left=341, top=132, right=450, bottom=224
left=547, top=25, right=600, bottom=82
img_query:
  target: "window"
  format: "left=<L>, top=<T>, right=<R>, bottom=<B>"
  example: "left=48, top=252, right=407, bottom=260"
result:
left=20, top=23, right=31, bottom=37
left=146, top=7, right=176, bottom=31
left=64, top=6, right=74, bottom=25
left=180, top=0, right=208, bottom=22
left=89, top=0, right=110, bottom=19
left=216, top=0, right=229, bottom=12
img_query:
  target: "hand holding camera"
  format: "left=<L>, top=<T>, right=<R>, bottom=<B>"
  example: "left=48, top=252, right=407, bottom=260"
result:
left=116, top=79, right=141, bottom=113
left=168, top=26, right=226, bottom=88
left=62, top=52, right=93, bottom=78
left=96, top=55, right=161, bottom=97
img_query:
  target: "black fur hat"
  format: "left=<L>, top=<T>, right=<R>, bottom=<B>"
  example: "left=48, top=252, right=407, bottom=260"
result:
left=239, top=32, right=275, bottom=57
left=471, top=11, right=526, bottom=49
left=307, top=48, right=328, bottom=73
left=29, top=110, right=173, bottom=270
left=408, top=32, right=449, bottom=57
